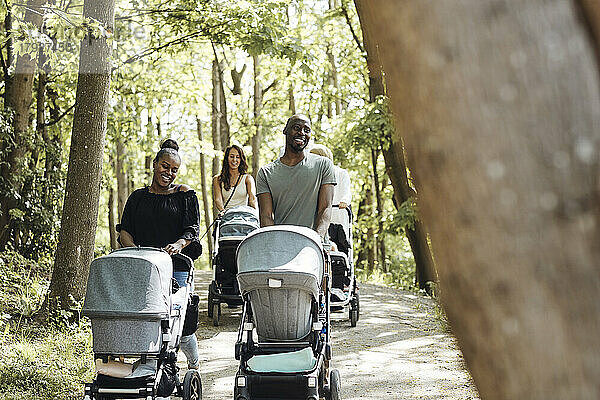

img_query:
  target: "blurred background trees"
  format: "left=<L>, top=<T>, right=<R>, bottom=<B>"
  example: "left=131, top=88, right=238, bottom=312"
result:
left=0, top=0, right=432, bottom=314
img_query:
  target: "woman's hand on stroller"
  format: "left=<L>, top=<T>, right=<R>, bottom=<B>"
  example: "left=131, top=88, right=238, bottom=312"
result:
left=164, top=239, right=186, bottom=255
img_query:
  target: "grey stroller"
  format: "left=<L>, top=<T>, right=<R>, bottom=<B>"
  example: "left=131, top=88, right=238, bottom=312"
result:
left=328, top=205, right=359, bottom=327
left=208, top=205, right=259, bottom=326
left=82, top=247, right=201, bottom=400
left=233, top=226, right=341, bottom=400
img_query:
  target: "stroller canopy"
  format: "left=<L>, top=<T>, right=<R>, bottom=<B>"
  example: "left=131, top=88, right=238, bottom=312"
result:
left=237, top=225, right=324, bottom=283
left=236, top=226, right=324, bottom=340
left=219, top=205, right=260, bottom=239
left=83, top=247, right=173, bottom=318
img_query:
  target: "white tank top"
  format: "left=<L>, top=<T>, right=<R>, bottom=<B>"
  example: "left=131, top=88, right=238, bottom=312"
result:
left=221, top=174, right=249, bottom=209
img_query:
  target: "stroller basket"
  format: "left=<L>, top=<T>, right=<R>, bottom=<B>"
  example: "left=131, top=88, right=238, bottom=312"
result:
left=82, top=248, right=173, bottom=355
left=237, top=226, right=324, bottom=341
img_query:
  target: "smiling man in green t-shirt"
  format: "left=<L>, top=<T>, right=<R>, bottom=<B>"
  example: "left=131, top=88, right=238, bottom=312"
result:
left=256, top=114, right=336, bottom=239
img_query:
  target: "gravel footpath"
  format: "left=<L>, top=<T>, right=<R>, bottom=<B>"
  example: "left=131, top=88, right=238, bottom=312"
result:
left=181, top=270, right=480, bottom=400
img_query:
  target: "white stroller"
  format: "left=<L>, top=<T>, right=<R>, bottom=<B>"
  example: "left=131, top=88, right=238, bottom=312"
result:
left=82, top=247, right=201, bottom=400
left=233, top=226, right=341, bottom=400
left=329, top=205, right=359, bottom=327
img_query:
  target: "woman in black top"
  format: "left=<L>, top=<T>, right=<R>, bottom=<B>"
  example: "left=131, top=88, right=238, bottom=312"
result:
left=117, top=139, right=201, bottom=369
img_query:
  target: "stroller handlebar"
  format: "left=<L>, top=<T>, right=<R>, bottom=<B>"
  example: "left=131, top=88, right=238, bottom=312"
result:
left=332, top=204, right=354, bottom=222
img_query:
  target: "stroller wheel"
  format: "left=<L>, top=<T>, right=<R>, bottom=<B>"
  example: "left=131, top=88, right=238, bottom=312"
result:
left=329, top=369, right=341, bottom=400
left=183, top=369, right=202, bottom=400
left=207, top=288, right=214, bottom=318
left=212, top=303, right=221, bottom=326
left=350, top=308, right=358, bottom=327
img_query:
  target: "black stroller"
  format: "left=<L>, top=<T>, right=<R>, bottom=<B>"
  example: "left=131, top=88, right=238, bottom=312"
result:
left=328, top=205, right=359, bottom=327
left=208, top=205, right=259, bottom=326
left=233, top=226, right=342, bottom=400
left=82, top=247, right=201, bottom=400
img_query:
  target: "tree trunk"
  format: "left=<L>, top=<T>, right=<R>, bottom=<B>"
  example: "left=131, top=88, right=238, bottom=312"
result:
left=365, top=183, right=375, bottom=274
left=115, top=135, right=128, bottom=221
left=35, top=46, right=48, bottom=168
left=197, top=118, right=213, bottom=259
left=211, top=58, right=222, bottom=219
left=0, top=0, right=45, bottom=248
left=371, top=148, right=387, bottom=272
left=355, top=0, right=437, bottom=292
left=45, top=0, right=114, bottom=313
left=108, top=186, right=117, bottom=250
left=327, top=47, right=343, bottom=115
left=251, top=55, right=263, bottom=177
left=289, top=83, right=296, bottom=114
left=361, top=1, right=600, bottom=399
left=382, top=142, right=436, bottom=289
left=218, top=63, right=230, bottom=150
left=355, top=181, right=375, bottom=273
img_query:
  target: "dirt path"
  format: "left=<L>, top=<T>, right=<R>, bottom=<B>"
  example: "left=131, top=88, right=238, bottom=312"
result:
left=185, top=270, right=480, bottom=400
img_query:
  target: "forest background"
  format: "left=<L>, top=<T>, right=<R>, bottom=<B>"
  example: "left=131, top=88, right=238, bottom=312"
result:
left=0, top=0, right=436, bottom=398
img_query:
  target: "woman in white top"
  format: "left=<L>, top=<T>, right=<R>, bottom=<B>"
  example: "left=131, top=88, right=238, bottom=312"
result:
left=213, top=145, right=257, bottom=214
left=310, top=144, right=352, bottom=251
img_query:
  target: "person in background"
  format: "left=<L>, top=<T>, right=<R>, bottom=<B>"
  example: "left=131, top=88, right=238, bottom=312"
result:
left=213, top=144, right=257, bottom=215
left=117, top=139, right=202, bottom=370
left=309, top=144, right=352, bottom=254
left=256, top=114, right=336, bottom=239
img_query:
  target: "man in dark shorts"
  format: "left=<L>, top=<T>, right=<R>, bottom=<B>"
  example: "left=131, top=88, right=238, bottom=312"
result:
left=256, top=114, right=336, bottom=238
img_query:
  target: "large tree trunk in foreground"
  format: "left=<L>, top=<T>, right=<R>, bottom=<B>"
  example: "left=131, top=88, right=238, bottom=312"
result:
left=361, top=1, right=600, bottom=399
left=46, top=0, right=114, bottom=312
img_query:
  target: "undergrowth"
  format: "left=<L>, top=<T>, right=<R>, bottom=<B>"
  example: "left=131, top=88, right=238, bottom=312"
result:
left=0, top=250, right=95, bottom=399
left=0, top=321, right=94, bottom=400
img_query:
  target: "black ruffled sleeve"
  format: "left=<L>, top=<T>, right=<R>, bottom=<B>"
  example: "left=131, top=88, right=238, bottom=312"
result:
left=181, top=191, right=202, bottom=260
left=116, top=189, right=142, bottom=238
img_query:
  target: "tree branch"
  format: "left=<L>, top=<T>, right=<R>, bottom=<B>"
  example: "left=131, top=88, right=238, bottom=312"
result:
left=342, top=0, right=364, bottom=53
left=114, top=30, right=205, bottom=71
left=42, top=103, right=75, bottom=128
left=262, top=79, right=278, bottom=96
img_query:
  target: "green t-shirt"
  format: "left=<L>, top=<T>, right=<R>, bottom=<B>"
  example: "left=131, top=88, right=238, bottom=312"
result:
left=256, top=153, right=337, bottom=229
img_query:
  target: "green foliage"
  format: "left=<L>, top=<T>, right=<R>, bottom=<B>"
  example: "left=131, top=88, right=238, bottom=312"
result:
left=348, top=95, right=393, bottom=151
left=389, top=197, right=419, bottom=233
left=0, top=322, right=94, bottom=400
left=0, top=250, right=51, bottom=320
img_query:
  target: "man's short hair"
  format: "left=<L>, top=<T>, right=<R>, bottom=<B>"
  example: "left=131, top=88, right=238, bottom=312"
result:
left=283, top=113, right=311, bottom=134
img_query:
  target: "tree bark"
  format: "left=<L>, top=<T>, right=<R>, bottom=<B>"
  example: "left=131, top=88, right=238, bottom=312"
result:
left=108, top=186, right=117, bottom=250
left=361, top=1, right=600, bottom=399
left=211, top=58, right=222, bottom=220
left=197, top=118, right=213, bottom=259
left=251, top=54, right=263, bottom=177
left=370, top=148, right=387, bottom=272
left=327, top=47, right=343, bottom=115
left=45, top=0, right=114, bottom=312
left=354, top=0, right=436, bottom=290
left=381, top=142, right=436, bottom=289
left=218, top=63, right=230, bottom=150
left=0, top=0, right=45, bottom=248
left=289, top=83, right=296, bottom=114
left=115, top=135, right=128, bottom=221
